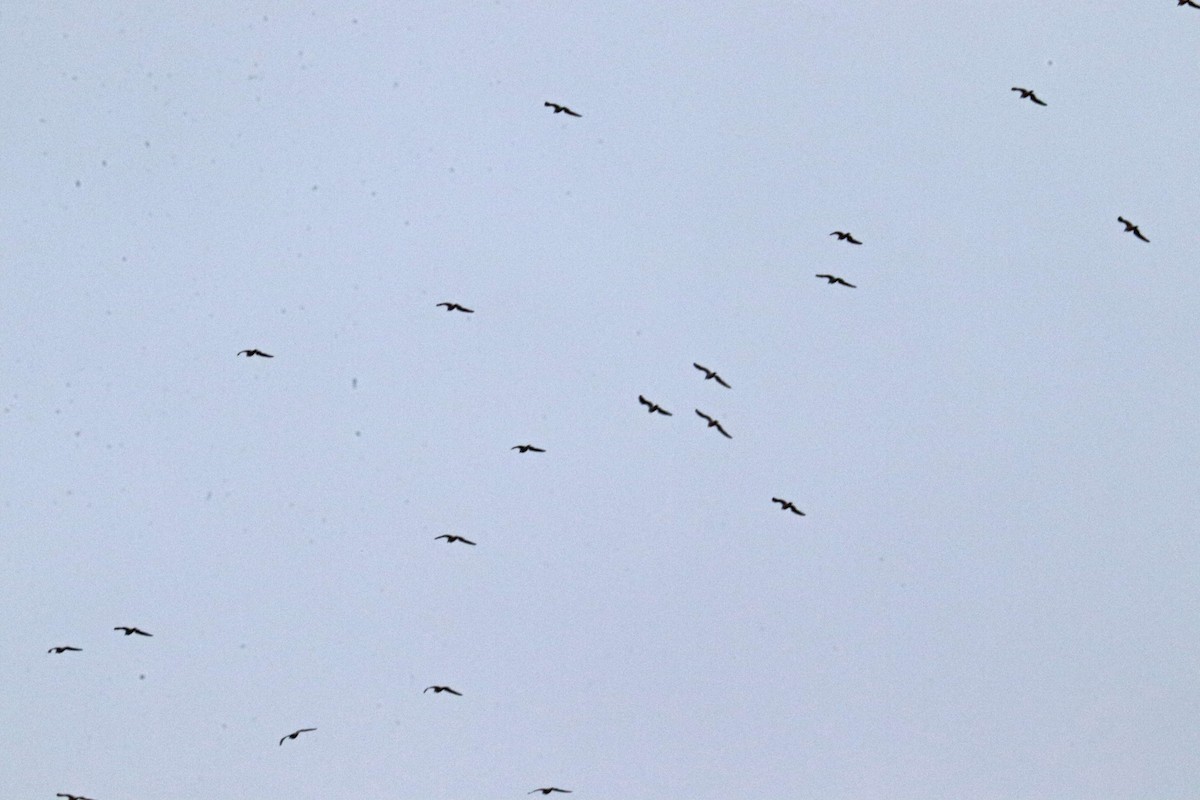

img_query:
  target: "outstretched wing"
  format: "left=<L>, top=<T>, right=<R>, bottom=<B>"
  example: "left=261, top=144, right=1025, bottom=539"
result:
left=714, top=374, right=731, bottom=388
left=847, top=235, right=862, bottom=244
left=815, top=274, right=834, bottom=281
left=564, top=108, right=581, bottom=117
left=695, top=409, right=713, bottom=423
left=639, top=395, right=651, bottom=408
left=714, top=422, right=732, bottom=439
left=1030, top=94, right=1047, bottom=106
left=1133, top=228, right=1149, bottom=243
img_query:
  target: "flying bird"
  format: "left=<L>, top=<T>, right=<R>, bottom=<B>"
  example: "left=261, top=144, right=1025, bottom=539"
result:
left=772, top=498, right=806, bottom=516
left=1011, top=87, right=1047, bottom=106
left=512, top=444, right=546, bottom=453
left=544, top=102, right=581, bottom=117
left=830, top=231, right=862, bottom=244
left=424, top=685, right=463, bottom=696
left=1179, top=0, right=1200, bottom=8
left=638, top=395, right=672, bottom=415
left=56, top=794, right=96, bottom=800
left=815, top=274, right=856, bottom=288
left=695, top=409, right=732, bottom=439
left=693, top=363, right=731, bottom=388
left=436, top=302, right=474, bottom=313
left=435, top=534, right=476, bottom=546
left=238, top=349, right=273, bottom=358
left=529, top=789, right=572, bottom=795
left=1117, top=216, right=1150, bottom=242
left=113, top=626, right=152, bottom=636
left=48, top=646, right=83, bottom=654
left=279, top=728, right=317, bottom=746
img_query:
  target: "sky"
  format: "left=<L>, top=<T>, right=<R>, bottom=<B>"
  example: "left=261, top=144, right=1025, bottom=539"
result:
left=2, top=2, right=1199, bottom=798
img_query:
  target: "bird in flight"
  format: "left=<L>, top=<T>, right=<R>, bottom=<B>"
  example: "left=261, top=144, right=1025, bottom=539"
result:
left=56, top=794, right=96, bottom=800
left=114, top=626, right=152, bottom=636
left=437, top=302, right=474, bottom=313
left=1117, top=216, right=1150, bottom=242
left=279, top=728, right=317, bottom=746
left=529, top=789, right=572, bottom=795
left=695, top=409, right=732, bottom=439
left=772, top=498, right=806, bottom=516
left=638, top=395, right=672, bottom=415
left=435, top=534, right=476, bottom=546
left=512, top=444, right=546, bottom=453
left=830, top=231, right=862, bottom=244
left=693, top=363, right=731, bottom=388
left=48, top=646, right=83, bottom=654
left=1011, top=87, right=1047, bottom=106
left=424, top=685, right=463, bottom=696
left=238, top=349, right=273, bottom=358
left=1178, top=0, right=1200, bottom=8
left=815, top=274, right=856, bottom=288
left=544, top=102, right=581, bottom=117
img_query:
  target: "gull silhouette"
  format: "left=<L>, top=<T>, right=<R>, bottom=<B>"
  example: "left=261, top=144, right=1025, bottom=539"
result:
left=512, top=444, right=546, bottom=453
left=693, top=363, right=731, bottom=388
left=48, top=646, right=83, bottom=654
left=113, top=626, right=152, bottom=637
left=695, top=409, right=732, bottom=439
left=544, top=102, right=581, bottom=117
left=772, top=498, right=806, bottom=516
left=529, top=789, right=572, bottom=795
left=279, top=728, right=316, bottom=746
left=1011, top=87, right=1047, bottom=106
left=830, top=231, right=862, bottom=244
left=435, top=534, right=476, bottom=546
left=1117, top=216, right=1149, bottom=242
left=56, top=794, right=96, bottom=800
left=638, top=395, right=672, bottom=415
left=424, top=685, right=463, bottom=696
left=437, top=302, right=474, bottom=313
left=238, top=349, right=273, bottom=358
left=815, top=274, right=856, bottom=288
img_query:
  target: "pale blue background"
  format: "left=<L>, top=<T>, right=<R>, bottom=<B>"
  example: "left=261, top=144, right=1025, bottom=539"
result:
left=2, top=3, right=1198, bottom=798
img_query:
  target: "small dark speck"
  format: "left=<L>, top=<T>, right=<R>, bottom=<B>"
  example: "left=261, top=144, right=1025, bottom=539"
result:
left=311, top=185, right=319, bottom=191
left=101, top=159, right=107, bottom=166
left=144, top=141, right=150, bottom=147
left=75, top=180, right=81, bottom=187
left=352, top=378, right=358, bottom=389
left=139, top=674, right=145, bottom=680
left=355, top=430, right=362, bottom=437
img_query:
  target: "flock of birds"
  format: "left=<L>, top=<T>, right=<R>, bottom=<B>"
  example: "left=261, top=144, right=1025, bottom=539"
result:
left=46, top=79, right=1164, bottom=797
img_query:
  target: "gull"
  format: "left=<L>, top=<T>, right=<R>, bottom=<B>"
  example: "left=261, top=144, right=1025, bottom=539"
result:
left=695, top=409, right=732, bottom=439
left=544, top=102, right=581, bottom=117
left=771, top=498, right=806, bottom=516
left=424, top=685, right=463, bottom=696
left=638, top=395, right=672, bottom=415
left=512, top=444, right=546, bottom=453
left=529, top=790, right=573, bottom=795
left=1117, top=216, right=1149, bottom=242
left=1011, top=87, right=1047, bottom=106
left=238, top=349, right=273, bottom=358
left=48, top=646, right=83, bottom=654
left=113, top=626, right=152, bottom=636
left=830, top=231, right=862, bottom=244
left=436, top=302, right=474, bottom=313
left=435, top=534, right=476, bottom=546
left=815, top=274, right=856, bottom=288
left=56, top=794, right=96, bottom=800
left=279, top=728, right=316, bottom=746
left=693, top=363, right=731, bottom=388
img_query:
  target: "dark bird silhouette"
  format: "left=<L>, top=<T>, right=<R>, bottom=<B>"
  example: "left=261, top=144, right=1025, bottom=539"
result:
left=815, top=274, right=856, bottom=288
left=436, top=302, right=474, bottom=313
left=238, top=349, right=273, bottom=358
left=544, top=102, right=581, bottom=117
left=1011, top=87, right=1047, bottom=106
left=48, top=646, right=83, bottom=654
left=435, top=534, right=476, bottom=546
left=424, top=685, right=463, bottom=696
left=830, top=231, right=862, bottom=244
left=638, top=395, right=672, bottom=415
left=1179, top=0, right=1200, bottom=8
left=529, top=789, right=572, bottom=795
left=113, top=626, right=152, bottom=637
left=279, top=728, right=317, bottom=746
left=512, top=444, right=546, bottom=453
left=1117, top=216, right=1150, bottom=242
left=771, top=498, right=806, bottom=516
left=56, top=794, right=96, bottom=800
left=693, top=363, right=731, bottom=388
left=695, top=409, right=732, bottom=439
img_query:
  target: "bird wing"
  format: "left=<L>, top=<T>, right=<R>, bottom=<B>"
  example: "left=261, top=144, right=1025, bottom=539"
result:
left=695, top=409, right=713, bottom=422
left=714, top=374, right=731, bottom=388
left=435, top=535, right=450, bottom=540
left=815, top=274, right=834, bottom=280
left=790, top=507, right=806, bottom=515
left=1031, top=95, right=1047, bottom=106
left=1011, top=87, right=1025, bottom=93
left=424, top=686, right=435, bottom=692
left=847, top=235, right=862, bottom=244
left=238, top=350, right=251, bottom=356
left=638, top=395, right=651, bottom=407
left=529, top=446, right=546, bottom=452
left=461, top=538, right=477, bottom=545
left=279, top=735, right=289, bottom=745
left=1134, top=229, right=1149, bottom=242
left=772, top=498, right=784, bottom=505
left=564, top=108, right=581, bottom=117
left=459, top=306, right=474, bottom=312
left=260, top=352, right=274, bottom=357
left=693, top=363, right=708, bottom=373
left=300, top=728, right=316, bottom=733
left=715, top=422, right=732, bottom=439
left=659, top=408, right=673, bottom=416
left=447, top=687, right=463, bottom=695
left=133, top=628, right=152, bottom=636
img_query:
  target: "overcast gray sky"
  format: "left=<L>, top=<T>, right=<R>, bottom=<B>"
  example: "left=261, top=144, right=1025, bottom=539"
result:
left=3, top=2, right=1199, bottom=798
